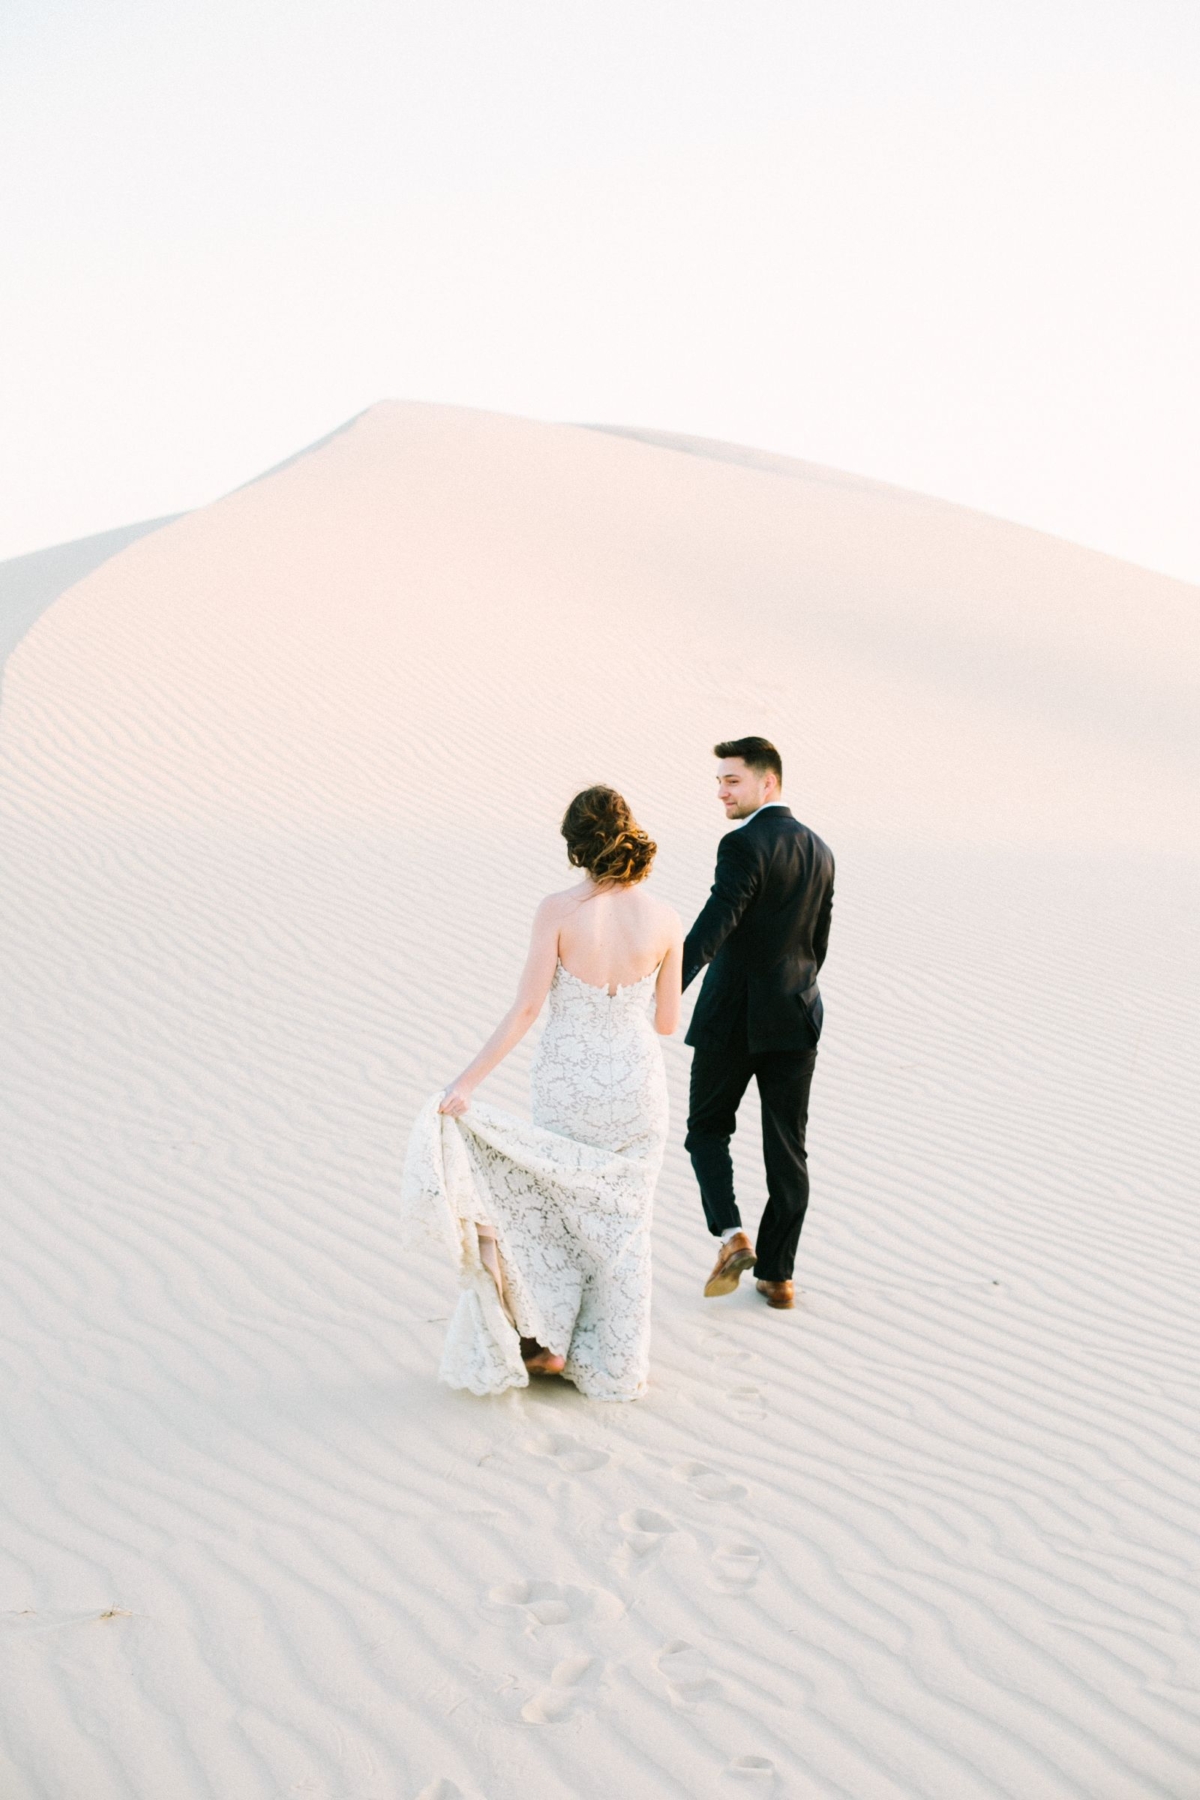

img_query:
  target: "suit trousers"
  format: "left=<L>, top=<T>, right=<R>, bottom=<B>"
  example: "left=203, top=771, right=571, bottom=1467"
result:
left=686, top=1030, right=818, bottom=1282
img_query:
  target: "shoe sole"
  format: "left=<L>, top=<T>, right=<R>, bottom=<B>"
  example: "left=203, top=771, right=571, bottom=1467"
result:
left=704, top=1249, right=757, bottom=1297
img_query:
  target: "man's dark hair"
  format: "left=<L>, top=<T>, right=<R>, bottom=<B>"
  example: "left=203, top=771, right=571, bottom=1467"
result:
left=714, top=736, right=783, bottom=783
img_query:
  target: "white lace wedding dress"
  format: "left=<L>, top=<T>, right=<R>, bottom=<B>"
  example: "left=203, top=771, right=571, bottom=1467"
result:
left=401, top=962, right=668, bottom=1400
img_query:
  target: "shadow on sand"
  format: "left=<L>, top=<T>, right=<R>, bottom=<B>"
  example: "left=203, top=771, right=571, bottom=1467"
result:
left=0, top=515, right=181, bottom=708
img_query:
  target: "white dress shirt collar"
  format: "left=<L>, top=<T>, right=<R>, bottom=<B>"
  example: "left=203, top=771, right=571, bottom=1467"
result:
left=736, top=800, right=787, bottom=828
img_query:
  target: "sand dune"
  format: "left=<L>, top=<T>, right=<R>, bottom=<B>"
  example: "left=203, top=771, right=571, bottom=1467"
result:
left=1, top=402, right=1197, bottom=1799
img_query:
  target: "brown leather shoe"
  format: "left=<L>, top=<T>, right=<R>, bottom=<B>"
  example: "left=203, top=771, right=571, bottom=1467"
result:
left=755, top=1279, right=795, bottom=1310
left=704, top=1232, right=757, bottom=1297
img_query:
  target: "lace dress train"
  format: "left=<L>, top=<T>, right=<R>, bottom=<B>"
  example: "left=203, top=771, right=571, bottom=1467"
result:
left=401, top=963, right=668, bottom=1401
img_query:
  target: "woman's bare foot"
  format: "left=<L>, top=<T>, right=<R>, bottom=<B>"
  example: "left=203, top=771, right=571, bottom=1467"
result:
left=520, top=1336, right=566, bottom=1376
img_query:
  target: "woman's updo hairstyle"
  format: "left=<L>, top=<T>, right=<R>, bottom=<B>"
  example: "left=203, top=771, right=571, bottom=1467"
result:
left=561, top=786, right=656, bottom=886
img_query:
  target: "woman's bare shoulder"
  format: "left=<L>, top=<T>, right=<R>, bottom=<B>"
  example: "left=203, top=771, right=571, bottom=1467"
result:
left=644, top=887, right=682, bottom=928
left=535, top=883, right=591, bottom=920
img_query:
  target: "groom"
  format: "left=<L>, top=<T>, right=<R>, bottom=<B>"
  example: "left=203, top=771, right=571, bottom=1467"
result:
left=682, top=738, right=834, bottom=1309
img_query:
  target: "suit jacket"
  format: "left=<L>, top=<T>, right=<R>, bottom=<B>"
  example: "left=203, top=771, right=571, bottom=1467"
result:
left=682, top=805, right=834, bottom=1053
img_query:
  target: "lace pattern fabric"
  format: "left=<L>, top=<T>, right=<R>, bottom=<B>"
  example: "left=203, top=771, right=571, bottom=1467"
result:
left=401, top=962, right=667, bottom=1401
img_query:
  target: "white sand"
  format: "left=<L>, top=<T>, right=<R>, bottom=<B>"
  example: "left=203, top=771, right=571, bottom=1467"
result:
left=1, top=402, right=1197, bottom=1800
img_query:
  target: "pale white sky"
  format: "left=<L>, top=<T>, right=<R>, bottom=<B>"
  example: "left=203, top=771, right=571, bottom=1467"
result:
left=2, top=0, right=1198, bottom=579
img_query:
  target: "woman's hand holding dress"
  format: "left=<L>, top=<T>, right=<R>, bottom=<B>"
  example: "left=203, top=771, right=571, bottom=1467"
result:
left=438, top=1080, right=475, bottom=1117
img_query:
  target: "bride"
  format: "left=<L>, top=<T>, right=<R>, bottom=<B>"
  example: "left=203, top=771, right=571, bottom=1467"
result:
left=401, top=787, right=682, bottom=1401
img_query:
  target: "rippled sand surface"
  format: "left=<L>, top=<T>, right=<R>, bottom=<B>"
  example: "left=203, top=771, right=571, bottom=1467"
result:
left=1, top=403, right=1196, bottom=1800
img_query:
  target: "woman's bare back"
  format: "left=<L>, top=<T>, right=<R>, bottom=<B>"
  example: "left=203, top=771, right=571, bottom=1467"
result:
left=554, top=882, right=679, bottom=995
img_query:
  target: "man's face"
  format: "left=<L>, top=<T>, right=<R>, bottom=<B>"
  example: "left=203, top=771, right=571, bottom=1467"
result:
left=716, top=757, right=777, bottom=820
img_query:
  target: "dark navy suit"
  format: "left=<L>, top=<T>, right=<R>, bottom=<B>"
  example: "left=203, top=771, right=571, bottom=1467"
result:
left=682, top=805, right=834, bottom=1280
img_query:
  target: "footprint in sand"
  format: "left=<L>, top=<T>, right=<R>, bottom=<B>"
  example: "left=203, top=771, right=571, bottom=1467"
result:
left=618, top=1504, right=676, bottom=1562
left=707, top=1338, right=760, bottom=1369
left=726, top=1755, right=775, bottom=1781
left=521, top=1431, right=609, bottom=1474
left=488, top=1577, right=623, bottom=1629
left=720, top=1384, right=767, bottom=1423
left=414, top=1781, right=475, bottom=1800
left=710, top=1541, right=761, bottom=1590
left=673, top=1460, right=749, bottom=1503
left=520, top=1653, right=596, bottom=1723
left=656, top=1639, right=718, bottom=1700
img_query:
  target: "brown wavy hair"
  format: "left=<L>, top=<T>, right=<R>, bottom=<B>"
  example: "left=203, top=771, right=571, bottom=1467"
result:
left=561, top=786, right=656, bottom=886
